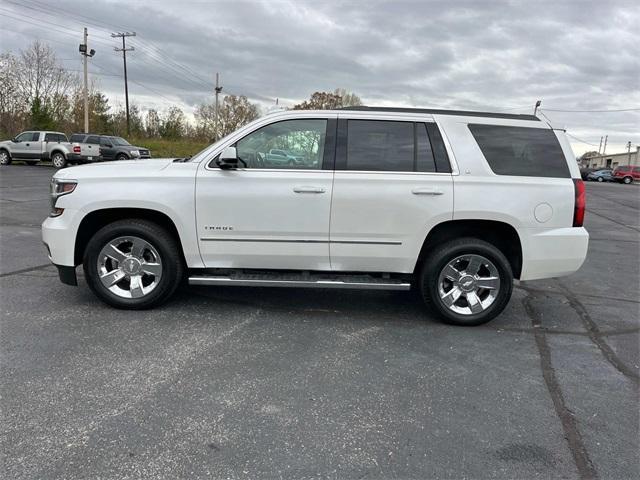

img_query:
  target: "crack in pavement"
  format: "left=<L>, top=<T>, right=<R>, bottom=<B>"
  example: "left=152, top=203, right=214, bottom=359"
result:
left=0, top=263, right=53, bottom=278
left=554, top=279, right=640, bottom=385
left=522, top=292, right=598, bottom=480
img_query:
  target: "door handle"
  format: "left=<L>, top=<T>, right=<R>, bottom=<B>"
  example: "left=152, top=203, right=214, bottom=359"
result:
left=25, top=143, right=30, bottom=146
left=412, top=188, right=443, bottom=195
left=293, top=186, right=326, bottom=194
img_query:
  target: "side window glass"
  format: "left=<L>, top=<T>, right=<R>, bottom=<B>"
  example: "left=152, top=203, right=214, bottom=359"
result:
left=346, top=120, right=413, bottom=171
left=15, top=133, right=30, bottom=142
left=45, top=133, right=55, bottom=142
left=58, top=134, right=68, bottom=142
left=416, top=123, right=436, bottom=172
left=30, top=132, right=41, bottom=141
left=86, top=136, right=101, bottom=144
left=69, top=134, right=84, bottom=143
left=425, top=123, right=451, bottom=173
left=236, top=119, right=327, bottom=169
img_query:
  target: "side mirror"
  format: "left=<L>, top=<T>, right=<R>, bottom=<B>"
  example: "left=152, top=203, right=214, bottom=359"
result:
left=11, top=137, right=17, bottom=143
left=216, top=146, right=239, bottom=169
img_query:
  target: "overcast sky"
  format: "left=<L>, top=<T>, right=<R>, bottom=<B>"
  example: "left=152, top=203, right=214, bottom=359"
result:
left=1, top=0, right=639, bottom=155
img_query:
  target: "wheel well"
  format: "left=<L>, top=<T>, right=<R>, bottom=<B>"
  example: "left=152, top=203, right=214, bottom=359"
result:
left=50, top=149, right=65, bottom=158
left=0, top=148, right=10, bottom=156
left=116, top=152, right=129, bottom=159
left=74, top=208, right=185, bottom=265
left=415, top=220, right=523, bottom=279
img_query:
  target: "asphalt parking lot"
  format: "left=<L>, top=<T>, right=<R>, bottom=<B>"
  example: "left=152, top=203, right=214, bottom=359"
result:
left=1, top=164, right=638, bottom=479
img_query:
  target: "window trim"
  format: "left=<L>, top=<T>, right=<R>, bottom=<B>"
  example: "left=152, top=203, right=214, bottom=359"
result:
left=206, top=117, right=335, bottom=172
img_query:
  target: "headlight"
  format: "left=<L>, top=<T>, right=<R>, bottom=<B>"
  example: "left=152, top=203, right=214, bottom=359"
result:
left=50, top=178, right=77, bottom=217
left=131, top=150, right=141, bottom=157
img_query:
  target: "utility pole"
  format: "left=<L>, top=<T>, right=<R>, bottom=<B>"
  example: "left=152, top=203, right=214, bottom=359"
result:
left=534, top=100, right=541, bottom=116
left=112, top=32, right=136, bottom=136
left=602, top=135, right=608, bottom=155
left=598, top=136, right=603, bottom=154
left=213, top=72, right=223, bottom=141
left=79, top=28, right=95, bottom=133
left=627, top=141, right=632, bottom=166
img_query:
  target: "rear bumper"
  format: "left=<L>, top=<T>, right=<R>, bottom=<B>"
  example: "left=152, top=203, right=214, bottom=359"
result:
left=520, top=227, right=589, bottom=281
left=67, top=153, right=103, bottom=163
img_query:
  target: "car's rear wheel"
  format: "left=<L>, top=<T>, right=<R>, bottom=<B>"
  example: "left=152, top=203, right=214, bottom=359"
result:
left=83, top=219, right=184, bottom=309
left=0, top=150, right=11, bottom=165
left=52, top=152, right=67, bottom=168
left=597, top=176, right=604, bottom=182
left=419, top=238, right=513, bottom=326
left=623, top=176, right=633, bottom=184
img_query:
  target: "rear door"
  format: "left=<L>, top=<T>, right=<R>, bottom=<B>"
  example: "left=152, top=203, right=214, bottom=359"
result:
left=196, top=116, right=336, bottom=270
left=329, top=115, right=454, bottom=273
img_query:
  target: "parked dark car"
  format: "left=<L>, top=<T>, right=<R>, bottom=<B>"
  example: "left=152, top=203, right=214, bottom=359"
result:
left=579, top=167, right=597, bottom=180
left=69, top=134, right=151, bottom=160
left=586, top=169, right=613, bottom=182
left=612, top=165, right=640, bottom=184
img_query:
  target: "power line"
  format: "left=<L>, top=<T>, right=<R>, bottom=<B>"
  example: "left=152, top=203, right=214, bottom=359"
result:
left=566, top=133, right=600, bottom=147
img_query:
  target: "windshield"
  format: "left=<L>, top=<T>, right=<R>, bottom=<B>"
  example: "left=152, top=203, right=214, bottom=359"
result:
left=110, top=137, right=131, bottom=146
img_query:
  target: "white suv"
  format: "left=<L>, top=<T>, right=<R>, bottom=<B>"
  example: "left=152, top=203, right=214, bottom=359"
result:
left=42, top=107, right=589, bottom=325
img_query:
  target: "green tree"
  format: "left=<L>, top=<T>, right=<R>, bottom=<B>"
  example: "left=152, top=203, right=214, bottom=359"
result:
left=29, top=97, right=55, bottom=130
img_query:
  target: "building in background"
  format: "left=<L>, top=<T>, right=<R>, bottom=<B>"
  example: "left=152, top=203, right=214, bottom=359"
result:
left=580, top=146, right=639, bottom=169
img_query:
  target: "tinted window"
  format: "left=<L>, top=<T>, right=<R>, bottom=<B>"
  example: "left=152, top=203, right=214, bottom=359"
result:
left=86, top=135, right=101, bottom=144
left=347, top=120, right=414, bottom=171
left=45, top=133, right=56, bottom=142
left=468, top=124, right=570, bottom=178
left=416, top=123, right=436, bottom=172
left=29, top=132, right=40, bottom=141
left=426, top=123, right=451, bottom=173
left=236, top=119, right=327, bottom=169
left=70, top=134, right=85, bottom=142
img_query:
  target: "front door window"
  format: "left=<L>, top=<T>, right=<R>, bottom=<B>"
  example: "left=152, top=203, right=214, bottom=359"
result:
left=236, top=119, right=327, bottom=169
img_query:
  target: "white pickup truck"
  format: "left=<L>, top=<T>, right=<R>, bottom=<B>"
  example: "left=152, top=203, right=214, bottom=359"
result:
left=42, top=107, right=589, bottom=326
left=0, top=130, right=101, bottom=168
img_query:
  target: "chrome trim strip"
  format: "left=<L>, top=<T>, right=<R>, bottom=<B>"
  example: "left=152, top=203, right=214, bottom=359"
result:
left=188, top=276, right=411, bottom=290
left=199, top=237, right=402, bottom=245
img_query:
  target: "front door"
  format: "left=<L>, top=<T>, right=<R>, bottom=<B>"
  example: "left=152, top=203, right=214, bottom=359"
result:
left=329, top=117, right=454, bottom=273
left=196, top=117, right=336, bottom=270
left=12, top=132, right=41, bottom=159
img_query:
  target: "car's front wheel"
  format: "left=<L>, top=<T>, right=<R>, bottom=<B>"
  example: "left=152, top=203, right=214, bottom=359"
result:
left=116, top=153, right=129, bottom=160
left=597, top=176, right=604, bottom=182
left=83, top=219, right=184, bottom=309
left=0, top=150, right=11, bottom=165
left=623, top=176, right=633, bottom=184
left=419, top=238, right=513, bottom=326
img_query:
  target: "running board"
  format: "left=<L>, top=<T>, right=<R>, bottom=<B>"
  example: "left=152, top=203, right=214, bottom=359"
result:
left=188, top=272, right=411, bottom=290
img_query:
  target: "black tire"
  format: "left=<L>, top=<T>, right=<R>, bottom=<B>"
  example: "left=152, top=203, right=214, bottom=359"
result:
left=623, top=176, right=633, bottom=184
left=597, top=176, right=603, bottom=182
left=83, top=219, right=184, bottom=309
left=0, top=149, right=11, bottom=166
left=419, top=237, right=513, bottom=326
left=52, top=152, right=67, bottom=168
left=116, top=153, right=129, bottom=160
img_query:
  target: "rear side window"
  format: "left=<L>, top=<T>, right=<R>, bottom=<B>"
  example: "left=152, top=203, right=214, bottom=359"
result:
left=342, top=120, right=449, bottom=173
left=86, top=135, right=101, bottom=144
left=468, top=124, right=570, bottom=178
left=69, top=134, right=85, bottom=142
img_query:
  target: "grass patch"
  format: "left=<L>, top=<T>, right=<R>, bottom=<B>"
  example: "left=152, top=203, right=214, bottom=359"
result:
left=130, top=138, right=210, bottom=159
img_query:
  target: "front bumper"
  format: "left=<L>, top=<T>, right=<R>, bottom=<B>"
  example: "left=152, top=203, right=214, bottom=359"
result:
left=55, top=264, right=77, bottom=285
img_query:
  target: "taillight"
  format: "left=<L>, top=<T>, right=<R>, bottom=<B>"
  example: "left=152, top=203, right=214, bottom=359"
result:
left=73, top=145, right=81, bottom=153
left=573, top=179, right=586, bottom=227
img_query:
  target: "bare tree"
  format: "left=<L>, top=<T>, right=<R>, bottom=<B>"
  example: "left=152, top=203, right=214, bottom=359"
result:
left=0, top=53, right=27, bottom=135
left=15, top=41, right=77, bottom=123
left=293, top=89, right=363, bottom=110
left=196, top=95, right=260, bottom=141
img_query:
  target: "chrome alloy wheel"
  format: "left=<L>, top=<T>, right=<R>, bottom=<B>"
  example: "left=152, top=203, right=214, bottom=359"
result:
left=97, top=236, right=162, bottom=299
left=437, top=254, right=500, bottom=315
left=0, top=151, right=9, bottom=165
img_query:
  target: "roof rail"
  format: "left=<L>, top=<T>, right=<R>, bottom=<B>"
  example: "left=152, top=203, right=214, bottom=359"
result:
left=340, top=106, right=540, bottom=121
